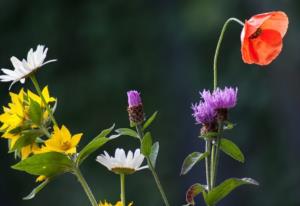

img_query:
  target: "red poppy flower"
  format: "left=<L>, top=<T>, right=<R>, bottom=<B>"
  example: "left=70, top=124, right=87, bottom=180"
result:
left=241, top=11, right=289, bottom=66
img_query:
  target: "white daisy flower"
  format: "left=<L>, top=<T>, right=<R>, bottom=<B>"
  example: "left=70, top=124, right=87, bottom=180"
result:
left=0, top=45, right=57, bottom=89
left=96, top=148, right=148, bottom=175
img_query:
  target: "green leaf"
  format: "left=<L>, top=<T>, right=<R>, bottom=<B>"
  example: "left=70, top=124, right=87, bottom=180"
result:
left=23, top=178, right=51, bottom=200
left=143, top=111, right=158, bottom=130
left=186, top=183, right=207, bottom=205
left=149, top=142, right=159, bottom=168
left=223, top=121, right=235, bottom=130
left=77, top=124, right=115, bottom=165
left=219, top=138, right=245, bottom=163
left=200, top=132, right=219, bottom=139
left=28, top=99, right=43, bottom=125
left=115, top=128, right=138, bottom=138
left=12, top=152, right=74, bottom=176
left=205, top=178, right=259, bottom=205
left=141, top=132, right=152, bottom=156
left=180, top=152, right=209, bottom=175
left=10, top=129, right=43, bottom=152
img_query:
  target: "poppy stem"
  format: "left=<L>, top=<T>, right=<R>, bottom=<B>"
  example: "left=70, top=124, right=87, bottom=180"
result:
left=213, top=17, right=244, bottom=89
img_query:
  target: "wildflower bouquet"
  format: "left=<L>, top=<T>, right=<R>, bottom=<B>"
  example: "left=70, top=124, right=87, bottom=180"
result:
left=0, top=11, right=288, bottom=206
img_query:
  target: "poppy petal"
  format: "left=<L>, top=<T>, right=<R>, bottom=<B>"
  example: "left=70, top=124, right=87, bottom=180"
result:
left=260, top=11, right=288, bottom=37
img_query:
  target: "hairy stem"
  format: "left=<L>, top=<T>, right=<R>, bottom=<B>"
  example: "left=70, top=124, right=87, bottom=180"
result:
left=136, top=124, right=170, bottom=206
left=74, top=168, right=98, bottom=206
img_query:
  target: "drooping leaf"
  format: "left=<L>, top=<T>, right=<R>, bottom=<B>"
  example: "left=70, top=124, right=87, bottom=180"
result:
left=143, top=111, right=158, bottom=130
left=12, top=152, right=74, bottom=176
left=23, top=178, right=51, bottom=200
left=28, top=99, right=43, bottom=125
left=10, top=129, right=43, bottom=152
left=205, top=178, right=259, bottom=205
left=115, top=128, right=138, bottom=138
left=186, top=183, right=206, bottom=205
left=219, top=138, right=245, bottom=163
left=180, top=152, right=209, bottom=175
left=149, top=142, right=159, bottom=168
left=77, top=124, right=116, bottom=165
left=141, top=132, right=152, bottom=156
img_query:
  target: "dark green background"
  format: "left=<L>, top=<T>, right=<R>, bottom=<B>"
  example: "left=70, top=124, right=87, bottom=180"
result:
left=0, top=0, right=299, bottom=205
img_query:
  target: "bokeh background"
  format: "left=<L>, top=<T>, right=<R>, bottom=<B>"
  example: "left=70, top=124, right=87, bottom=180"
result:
left=0, top=0, right=299, bottom=206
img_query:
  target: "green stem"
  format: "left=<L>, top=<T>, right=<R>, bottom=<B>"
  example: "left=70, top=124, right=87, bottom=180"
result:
left=120, top=173, right=126, bottom=206
left=205, top=140, right=211, bottom=191
left=40, top=125, right=51, bottom=138
left=213, top=17, right=244, bottom=89
left=136, top=125, right=170, bottom=206
left=30, top=74, right=58, bottom=127
left=74, top=168, right=98, bottom=206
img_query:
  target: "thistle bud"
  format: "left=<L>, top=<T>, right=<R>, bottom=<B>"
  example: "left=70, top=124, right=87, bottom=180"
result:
left=127, top=90, right=145, bottom=124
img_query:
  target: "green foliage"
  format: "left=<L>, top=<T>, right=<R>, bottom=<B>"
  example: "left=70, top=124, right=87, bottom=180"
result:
left=76, top=124, right=116, bottom=165
left=149, top=141, right=159, bottom=168
left=143, top=111, right=158, bottom=130
left=204, top=178, right=259, bottom=205
left=12, top=152, right=74, bottom=176
left=28, top=99, right=43, bottom=125
left=9, top=129, right=43, bottom=152
left=23, top=178, right=51, bottom=200
left=141, top=132, right=152, bottom=156
left=219, top=138, right=245, bottom=163
left=115, top=128, right=138, bottom=138
left=223, top=121, right=235, bottom=130
left=181, top=152, right=209, bottom=175
left=185, top=183, right=206, bottom=205
left=200, top=132, right=219, bottom=139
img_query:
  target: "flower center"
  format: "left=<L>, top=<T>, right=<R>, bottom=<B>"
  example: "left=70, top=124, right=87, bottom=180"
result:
left=249, top=28, right=262, bottom=39
left=61, top=141, right=71, bottom=150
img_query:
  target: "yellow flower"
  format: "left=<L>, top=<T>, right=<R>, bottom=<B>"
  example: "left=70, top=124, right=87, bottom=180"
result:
left=38, top=125, right=82, bottom=154
left=21, top=143, right=40, bottom=160
left=36, top=175, right=47, bottom=182
left=99, top=201, right=133, bottom=206
left=27, top=86, right=56, bottom=107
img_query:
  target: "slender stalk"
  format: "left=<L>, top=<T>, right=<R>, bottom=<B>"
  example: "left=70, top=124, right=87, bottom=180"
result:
left=120, top=173, right=126, bottom=206
left=210, top=121, right=223, bottom=188
left=213, top=17, right=244, bottom=89
left=74, top=168, right=98, bottom=206
left=40, top=125, right=51, bottom=138
left=30, top=74, right=58, bottom=126
left=136, top=124, right=170, bottom=206
left=210, top=140, right=216, bottom=188
left=205, top=140, right=211, bottom=191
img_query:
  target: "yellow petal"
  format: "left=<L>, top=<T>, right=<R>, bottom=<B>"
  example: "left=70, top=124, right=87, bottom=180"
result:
left=36, top=175, right=47, bottom=182
left=71, top=133, right=82, bottom=147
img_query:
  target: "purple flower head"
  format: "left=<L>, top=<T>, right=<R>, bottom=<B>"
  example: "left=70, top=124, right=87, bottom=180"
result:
left=201, top=87, right=238, bottom=110
left=192, top=101, right=216, bottom=125
left=127, top=90, right=142, bottom=107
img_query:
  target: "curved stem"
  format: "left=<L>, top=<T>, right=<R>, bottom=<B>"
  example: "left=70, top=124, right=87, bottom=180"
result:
left=120, top=174, right=126, bottom=206
left=213, top=17, right=244, bottom=89
left=30, top=74, right=58, bottom=127
left=74, top=168, right=98, bottom=206
left=136, top=124, right=170, bottom=206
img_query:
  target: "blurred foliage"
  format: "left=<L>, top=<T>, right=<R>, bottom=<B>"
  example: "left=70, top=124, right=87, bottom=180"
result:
left=0, top=0, right=300, bottom=206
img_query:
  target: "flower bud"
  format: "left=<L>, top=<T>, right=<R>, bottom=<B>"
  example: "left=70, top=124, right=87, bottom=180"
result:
left=127, top=90, right=145, bottom=124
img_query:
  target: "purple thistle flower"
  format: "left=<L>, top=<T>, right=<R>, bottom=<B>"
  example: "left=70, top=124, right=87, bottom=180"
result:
left=201, top=87, right=238, bottom=110
left=192, top=101, right=216, bottom=125
left=127, top=90, right=142, bottom=107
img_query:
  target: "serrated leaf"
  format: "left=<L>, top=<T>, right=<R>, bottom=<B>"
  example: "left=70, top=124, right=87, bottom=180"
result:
left=219, top=138, right=245, bottom=163
left=28, top=99, right=43, bottom=125
left=180, top=152, right=209, bottom=175
left=186, top=183, right=206, bottom=205
left=12, top=152, right=74, bottom=176
left=205, top=178, right=259, bottom=205
left=10, top=129, right=43, bottom=152
left=141, top=132, right=152, bottom=156
left=23, top=178, right=51, bottom=200
left=115, top=128, right=138, bottom=138
left=77, top=124, right=115, bottom=165
left=149, top=142, right=159, bottom=168
left=143, top=111, right=158, bottom=130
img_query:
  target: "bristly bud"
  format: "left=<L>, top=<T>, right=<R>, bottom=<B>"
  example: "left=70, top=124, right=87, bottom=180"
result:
left=127, top=90, right=145, bottom=124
